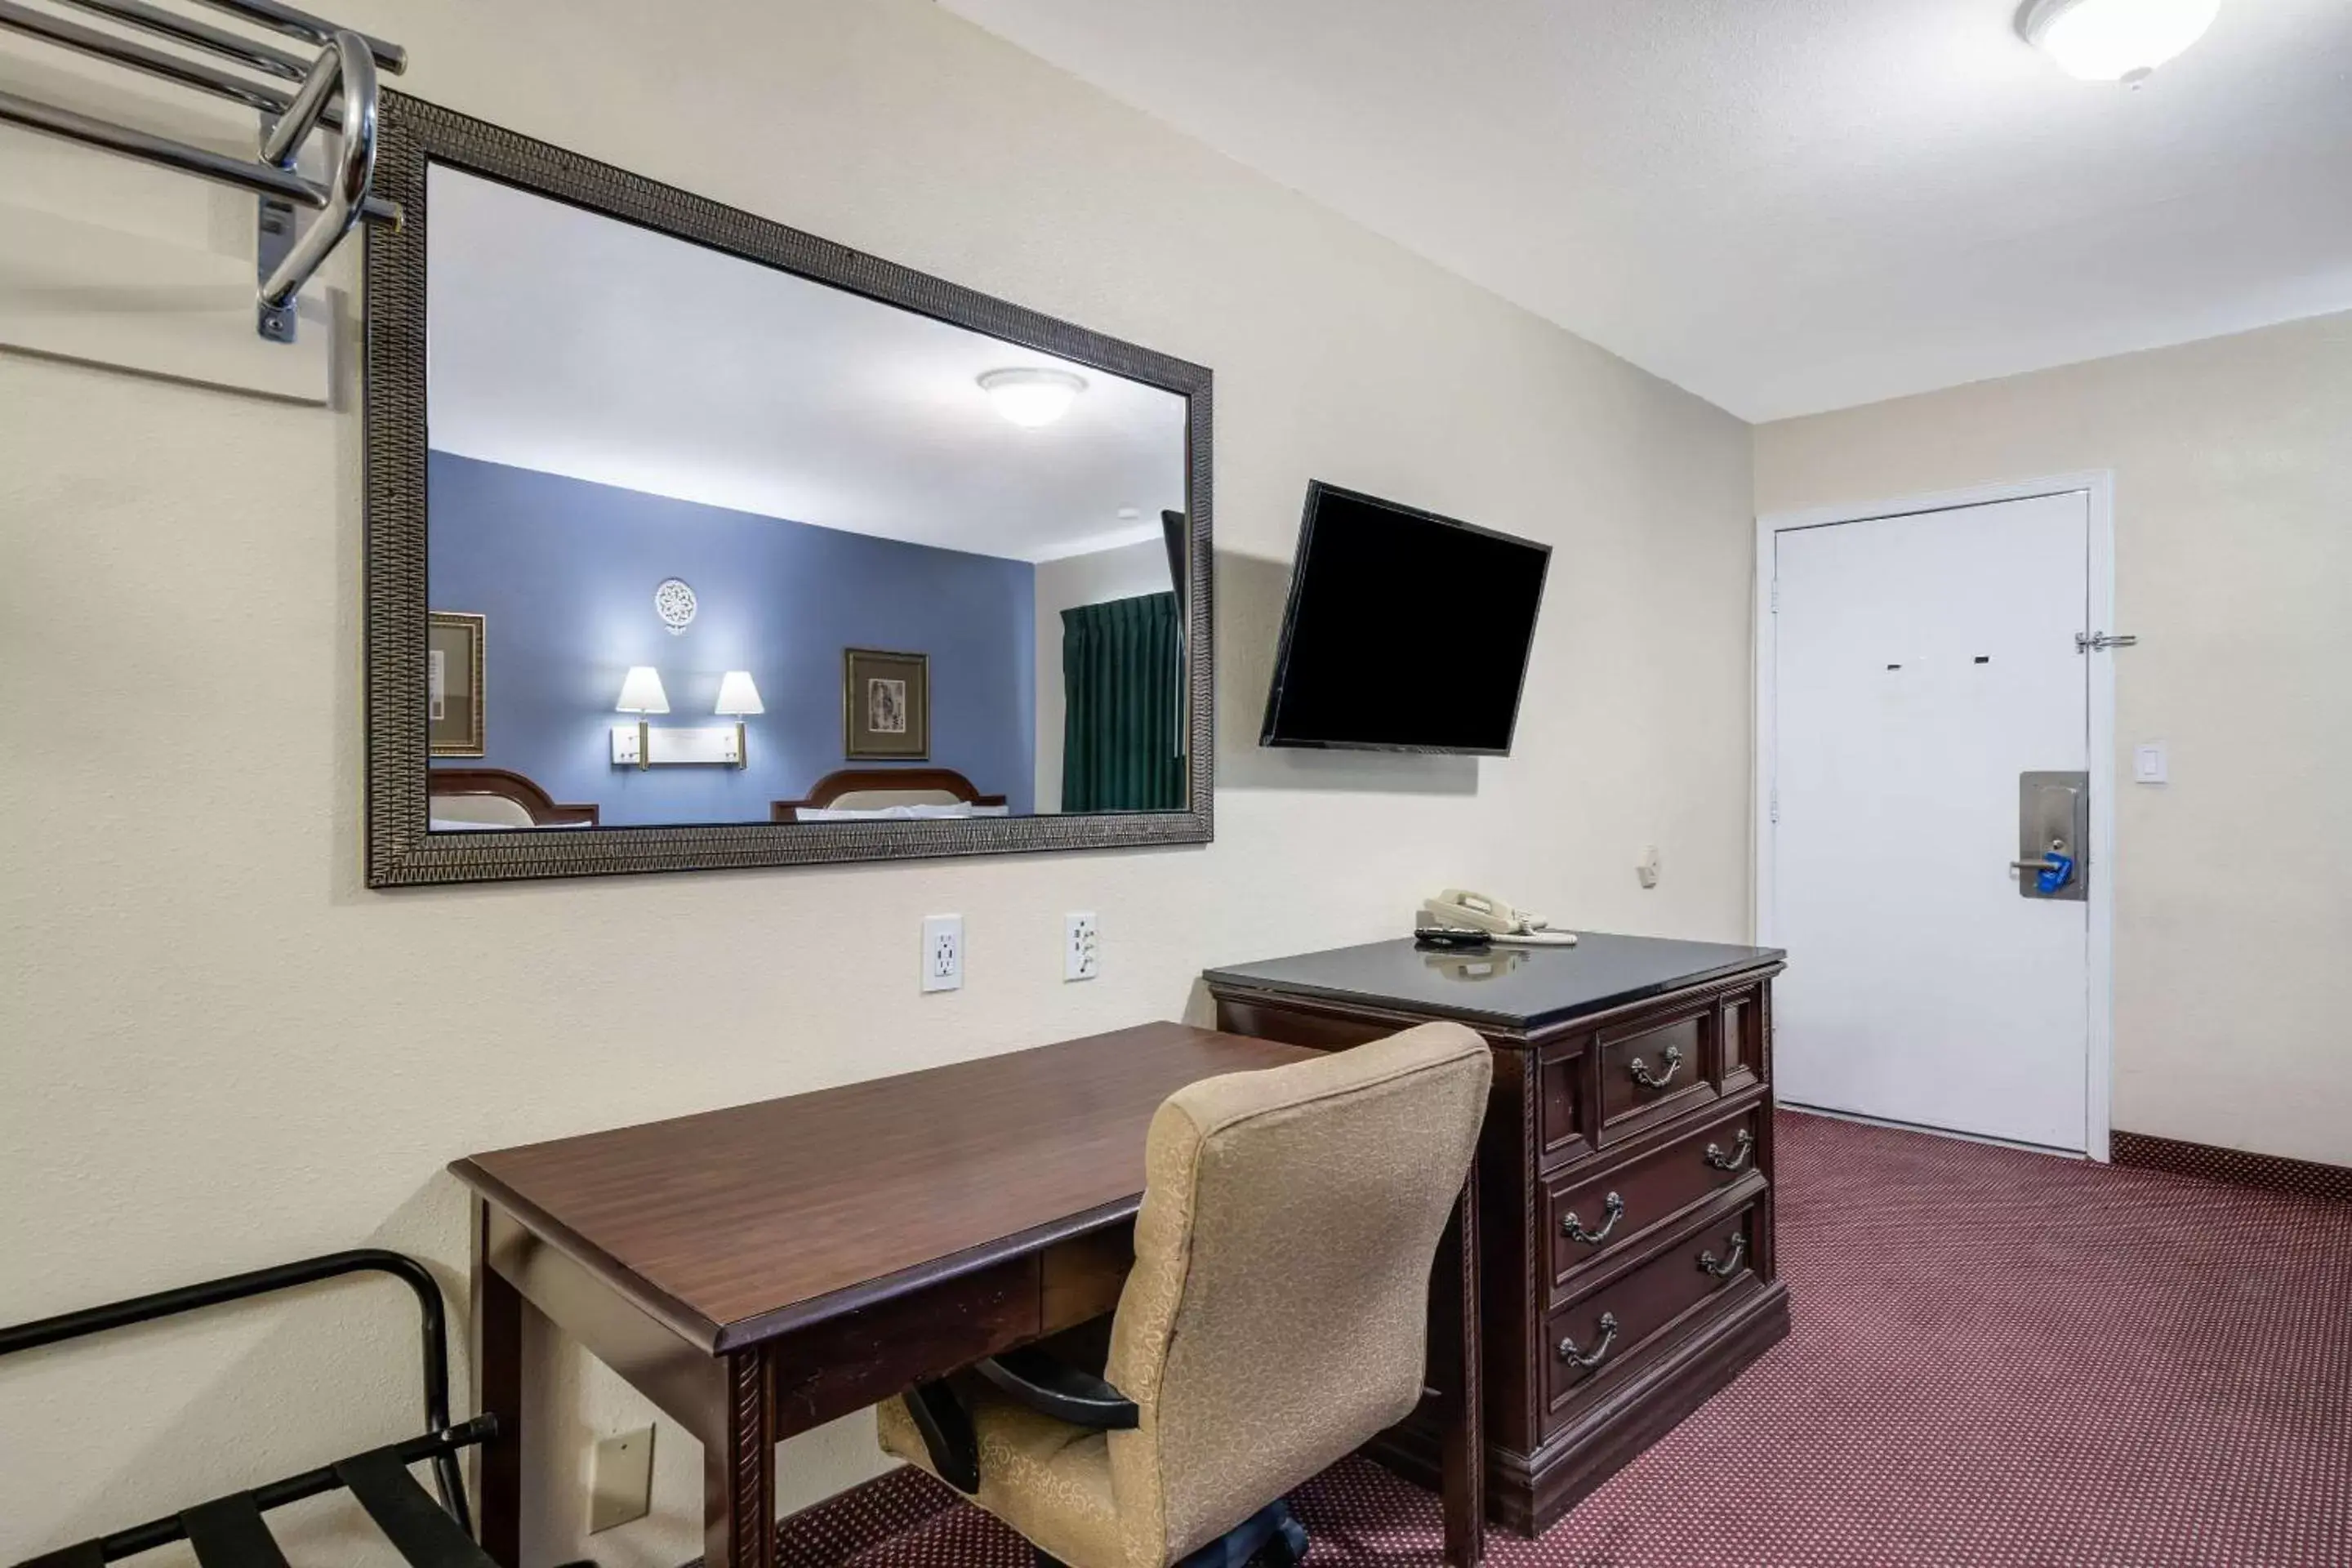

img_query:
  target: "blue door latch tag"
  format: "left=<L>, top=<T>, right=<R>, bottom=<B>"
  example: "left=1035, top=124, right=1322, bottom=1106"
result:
left=2036, top=851, right=2075, bottom=894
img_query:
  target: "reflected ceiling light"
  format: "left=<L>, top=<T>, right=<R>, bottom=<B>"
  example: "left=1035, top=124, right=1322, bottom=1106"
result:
left=2019, top=0, right=2220, bottom=84
left=978, top=367, right=1086, bottom=428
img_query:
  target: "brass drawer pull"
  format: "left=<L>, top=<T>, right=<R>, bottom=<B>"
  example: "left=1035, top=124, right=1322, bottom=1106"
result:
left=1560, top=1191, right=1624, bottom=1245
left=1556, top=1312, right=1619, bottom=1370
left=1704, top=1129, right=1754, bottom=1171
left=1697, top=1232, right=1748, bottom=1279
left=1627, top=1044, right=1684, bottom=1090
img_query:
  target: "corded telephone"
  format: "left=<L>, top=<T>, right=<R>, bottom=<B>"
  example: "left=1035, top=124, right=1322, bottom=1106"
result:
left=1418, top=889, right=1579, bottom=947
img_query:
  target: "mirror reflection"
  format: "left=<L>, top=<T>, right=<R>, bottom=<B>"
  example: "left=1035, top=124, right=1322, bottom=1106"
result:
left=422, top=166, right=1191, bottom=831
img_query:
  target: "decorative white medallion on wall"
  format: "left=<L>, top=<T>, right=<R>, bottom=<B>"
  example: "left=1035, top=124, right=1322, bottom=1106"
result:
left=654, top=577, right=697, bottom=635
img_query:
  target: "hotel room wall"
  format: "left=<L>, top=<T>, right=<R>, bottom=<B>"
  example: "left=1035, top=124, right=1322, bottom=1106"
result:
left=426, top=452, right=1039, bottom=823
left=0, top=2, right=1755, bottom=1564
left=1755, top=310, right=2352, bottom=1169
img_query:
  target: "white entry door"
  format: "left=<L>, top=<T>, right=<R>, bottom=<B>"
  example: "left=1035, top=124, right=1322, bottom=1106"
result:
left=1769, top=491, right=2092, bottom=1152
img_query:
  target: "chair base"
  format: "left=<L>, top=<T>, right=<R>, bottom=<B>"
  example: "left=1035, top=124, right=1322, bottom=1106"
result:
left=1035, top=1499, right=1308, bottom=1568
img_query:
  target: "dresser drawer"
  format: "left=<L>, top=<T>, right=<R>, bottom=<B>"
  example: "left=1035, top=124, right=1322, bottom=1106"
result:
left=1545, top=1103, right=1764, bottom=1291
left=1541, top=1194, right=1762, bottom=1437
left=1597, top=1002, right=1719, bottom=1142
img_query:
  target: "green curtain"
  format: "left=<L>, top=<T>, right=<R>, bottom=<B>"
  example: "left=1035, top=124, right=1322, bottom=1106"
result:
left=1062, top=592, right=1185, bottom=813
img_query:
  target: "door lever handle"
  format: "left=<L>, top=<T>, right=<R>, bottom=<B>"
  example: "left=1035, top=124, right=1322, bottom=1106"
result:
left=2009, top=858, right=2063, bottom=872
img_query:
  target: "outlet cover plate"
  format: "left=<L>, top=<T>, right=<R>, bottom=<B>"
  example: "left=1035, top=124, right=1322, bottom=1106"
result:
left=923, top=914, right=964, bottom=992
left=1065, top=911, right=1099, bottom=982
left=587, top=1425, right=655, bottom=1534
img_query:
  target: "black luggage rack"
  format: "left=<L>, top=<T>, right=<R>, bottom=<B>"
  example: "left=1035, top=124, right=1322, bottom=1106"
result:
left=3, top=1250, right=499, bottom=1568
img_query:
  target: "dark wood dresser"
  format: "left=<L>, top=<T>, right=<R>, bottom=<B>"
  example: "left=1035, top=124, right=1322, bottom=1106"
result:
left=1205, top=933, right=1788, bottom=1535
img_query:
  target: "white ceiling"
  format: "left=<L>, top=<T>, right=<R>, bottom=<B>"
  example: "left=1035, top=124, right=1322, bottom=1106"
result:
left=942, top=0, right=2352, bottom=420
left=426, top=167, right=1187, bottom=563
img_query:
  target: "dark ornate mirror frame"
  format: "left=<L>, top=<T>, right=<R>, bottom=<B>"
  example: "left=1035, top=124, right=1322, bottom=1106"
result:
left=363, top=93, right=1213, bottom=887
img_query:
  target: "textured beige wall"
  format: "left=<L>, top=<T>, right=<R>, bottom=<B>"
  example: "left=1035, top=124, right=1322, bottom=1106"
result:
left=1755, top=311, right=2352, bottom=1169
left=0, top=2, right=1754, bottom=1563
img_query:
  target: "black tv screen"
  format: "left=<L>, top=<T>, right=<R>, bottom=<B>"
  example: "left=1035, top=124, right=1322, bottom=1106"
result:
left=1259, top=482, right=1549, bottom=754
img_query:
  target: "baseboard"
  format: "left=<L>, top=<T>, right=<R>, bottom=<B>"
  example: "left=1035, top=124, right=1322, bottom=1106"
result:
left=2111, top=1129, right=2352, bottom=1204
left=1781, top=1102, right=2084, bottom=1159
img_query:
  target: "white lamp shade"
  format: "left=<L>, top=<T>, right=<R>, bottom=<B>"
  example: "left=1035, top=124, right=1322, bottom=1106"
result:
left=978, top=368, right=1086, bottom=428
left=715, top=670, right=764, bottom=716
left=2022, top=0, right=2220, bottom=82
left=615, top=665, right=670, bottom=714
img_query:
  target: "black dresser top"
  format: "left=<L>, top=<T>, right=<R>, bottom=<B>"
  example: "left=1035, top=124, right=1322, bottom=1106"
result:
left=1203, top=931, right=1784, bottom=1033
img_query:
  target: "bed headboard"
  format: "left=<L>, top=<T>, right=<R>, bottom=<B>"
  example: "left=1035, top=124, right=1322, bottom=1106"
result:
left=772, top=768, right=1008, bottom=822
left=428, top=768, right=600, bottom=827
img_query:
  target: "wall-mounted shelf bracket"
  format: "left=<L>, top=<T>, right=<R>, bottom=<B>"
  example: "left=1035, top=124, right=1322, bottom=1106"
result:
left=0, top=0, right=406, bottom=344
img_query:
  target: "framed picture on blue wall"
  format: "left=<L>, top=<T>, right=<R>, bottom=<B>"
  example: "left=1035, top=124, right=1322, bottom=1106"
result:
left=428, top=612, right=486, bottom=757
left=844, top=648, right=929, bottom=760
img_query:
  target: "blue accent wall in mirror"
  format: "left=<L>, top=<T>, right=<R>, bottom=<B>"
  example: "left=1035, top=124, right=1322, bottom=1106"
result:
left=426, top=452, right=1037, bottom=826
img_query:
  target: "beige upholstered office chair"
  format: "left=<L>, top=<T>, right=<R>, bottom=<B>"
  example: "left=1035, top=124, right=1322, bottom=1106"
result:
left=879, top=1022, right=1491, bottom=1568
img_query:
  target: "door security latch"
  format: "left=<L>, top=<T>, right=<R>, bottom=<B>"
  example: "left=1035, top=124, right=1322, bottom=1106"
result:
left=2074, top=631, right=2138, bottom=653
left=2015, top=772, right=2089, bottom=902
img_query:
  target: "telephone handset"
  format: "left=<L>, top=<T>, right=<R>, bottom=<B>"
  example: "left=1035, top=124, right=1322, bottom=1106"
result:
left=1419, top=889, right=1579, bottom=947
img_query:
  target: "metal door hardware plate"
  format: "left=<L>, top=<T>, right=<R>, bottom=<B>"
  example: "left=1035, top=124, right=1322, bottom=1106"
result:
left=2016, top=771, right=2089, bottom=902
left=256, top=188, right=299, bottom=343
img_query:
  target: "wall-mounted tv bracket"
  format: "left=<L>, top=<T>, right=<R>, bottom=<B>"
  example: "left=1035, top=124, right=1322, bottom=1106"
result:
left=0, top=0, right=405, bottom=343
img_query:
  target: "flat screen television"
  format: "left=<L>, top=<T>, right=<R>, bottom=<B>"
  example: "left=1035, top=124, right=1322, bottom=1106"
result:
left=1259, top=481, right=1549, bottom=755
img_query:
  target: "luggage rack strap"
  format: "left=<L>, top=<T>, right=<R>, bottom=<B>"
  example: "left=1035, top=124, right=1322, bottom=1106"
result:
left=337, top=1447, right=500, bottom=1568
left=177, top=1494, right=291, bottom=1568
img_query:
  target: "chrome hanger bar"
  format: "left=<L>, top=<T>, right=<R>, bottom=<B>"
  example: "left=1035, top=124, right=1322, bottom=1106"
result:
left=0, top=0, right=402, bottom=341
left=49, top=0, right=312, bottom=82
left=192, top=0, right=403, bottom=74
left=256, top=26, right=373, bottom=306
left=0, top=84, right=394, bottom=221
left=0, top=0, right=342, bottom=127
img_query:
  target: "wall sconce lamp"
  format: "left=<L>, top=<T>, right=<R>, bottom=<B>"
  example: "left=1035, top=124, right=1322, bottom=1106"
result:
left=714, top=670, right=764, bottom=769
left=611, top=666, right=764, bottom=768
left=613, top=665, right=670, bottom=771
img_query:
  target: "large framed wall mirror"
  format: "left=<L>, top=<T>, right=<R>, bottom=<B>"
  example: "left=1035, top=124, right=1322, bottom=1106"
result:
left=363, top=96, right=1212, bottom=885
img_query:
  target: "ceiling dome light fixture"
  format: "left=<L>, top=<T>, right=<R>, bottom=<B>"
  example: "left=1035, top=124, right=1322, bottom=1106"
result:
left=978, top=367, right=1087, bottom=428
left=2019, top=0, right=2220, bottom=85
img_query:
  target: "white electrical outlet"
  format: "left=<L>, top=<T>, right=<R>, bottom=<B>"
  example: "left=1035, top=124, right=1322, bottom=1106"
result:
left=1065, top=911, right=1099, bottom=982
left=922, top=914, right=963, bottom=992
left=586, top=1425, right=655, bottom=1534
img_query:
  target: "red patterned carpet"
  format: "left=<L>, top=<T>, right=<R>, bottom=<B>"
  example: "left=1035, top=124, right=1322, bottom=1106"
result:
left=778, top=1111, right=2352, bottom=1567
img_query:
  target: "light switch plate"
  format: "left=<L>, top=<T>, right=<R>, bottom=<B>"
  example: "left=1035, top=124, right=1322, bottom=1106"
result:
left=923, top=914, right=964, bottom=992
left=2133, top=742, right=2168, bottom=784
left=587, top=1425, right=654, bottom=1534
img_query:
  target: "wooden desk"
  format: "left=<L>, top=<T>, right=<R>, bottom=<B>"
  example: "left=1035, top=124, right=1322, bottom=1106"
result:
left=450, top=1022, right=1486, bottom=1567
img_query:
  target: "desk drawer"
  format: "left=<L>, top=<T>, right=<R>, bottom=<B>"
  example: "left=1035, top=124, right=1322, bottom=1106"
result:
left=1545, top=1103, right=1764, bottom=1291
left=1541, top=1195, right=1761, bottom=1437
left=1597, top=1003, right=1718, bottom=1143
